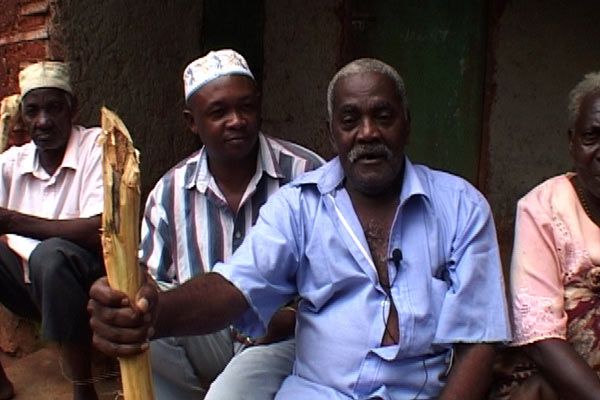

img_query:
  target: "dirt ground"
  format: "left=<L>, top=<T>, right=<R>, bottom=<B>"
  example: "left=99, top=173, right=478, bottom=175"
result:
left=1, top=347, right=121, bottom=399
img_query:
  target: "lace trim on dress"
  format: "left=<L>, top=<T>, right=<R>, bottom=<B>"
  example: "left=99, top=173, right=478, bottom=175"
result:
left=511, top=289, right=566, bottom=346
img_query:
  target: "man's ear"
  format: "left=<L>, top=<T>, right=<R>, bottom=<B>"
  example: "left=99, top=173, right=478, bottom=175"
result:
left=256, top=95, right=263, bottom=131
left=568, top=128, right=575, bottom=156
left=183, top=109, right=196, bottom=133
left=404, top=109, right=411, bottom=145
left=253, top=88, right=263, bottom=131
left=69, top=95, right=79, bottom=122
left=326, top=119, right=338, bottom=154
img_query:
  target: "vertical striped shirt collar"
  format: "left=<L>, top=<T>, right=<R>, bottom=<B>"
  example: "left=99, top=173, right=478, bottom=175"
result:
left=187, top=132, right=285, bottom=193
left=141, top=132, right=324, bottom=284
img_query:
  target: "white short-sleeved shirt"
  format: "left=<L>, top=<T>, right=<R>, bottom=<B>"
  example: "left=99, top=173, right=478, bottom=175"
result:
left=0, top=125, right=103, bottom=266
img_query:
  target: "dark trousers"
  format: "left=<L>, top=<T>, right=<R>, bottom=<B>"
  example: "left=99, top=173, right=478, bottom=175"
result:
left=0, top=238, right=104, bottom=342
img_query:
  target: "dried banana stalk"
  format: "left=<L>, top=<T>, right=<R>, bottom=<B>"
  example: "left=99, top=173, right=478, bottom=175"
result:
left=0, top=95, right=20, bottom=153
left=100, top=107, right=154, bottom=399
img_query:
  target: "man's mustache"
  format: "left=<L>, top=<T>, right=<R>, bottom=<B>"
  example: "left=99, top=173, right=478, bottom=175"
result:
left=347, top=143, right=393, bottom=163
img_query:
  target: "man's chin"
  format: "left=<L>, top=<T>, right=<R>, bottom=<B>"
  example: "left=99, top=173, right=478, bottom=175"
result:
left=349, top=176, right=398, bottom=197
left=32, top=141, right=65, bottom=152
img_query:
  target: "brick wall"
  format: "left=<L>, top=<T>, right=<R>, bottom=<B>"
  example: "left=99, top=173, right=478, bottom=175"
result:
left=0, top=0, right=60, bottom=100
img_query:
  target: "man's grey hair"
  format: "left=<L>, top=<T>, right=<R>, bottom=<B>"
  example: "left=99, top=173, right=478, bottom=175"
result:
left=568, top=71, right=600, bottom=127
left=326, top=58, right=408, bottom=121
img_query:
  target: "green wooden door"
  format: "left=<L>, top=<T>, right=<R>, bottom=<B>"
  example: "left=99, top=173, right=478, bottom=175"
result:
left=342, top=0, right=487, bottom=184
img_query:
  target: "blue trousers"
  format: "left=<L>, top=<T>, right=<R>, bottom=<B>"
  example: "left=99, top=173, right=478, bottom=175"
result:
left=150, top=335, right=295, bottom=400
left=206, top=338, right=295, bottom=400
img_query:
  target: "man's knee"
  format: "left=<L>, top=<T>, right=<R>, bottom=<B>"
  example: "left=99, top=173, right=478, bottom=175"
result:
left=28, top=238, right=71, bottom=282
left=206, top=340, right=296, bottom=400
left=29, top=237, right=72, bottom=266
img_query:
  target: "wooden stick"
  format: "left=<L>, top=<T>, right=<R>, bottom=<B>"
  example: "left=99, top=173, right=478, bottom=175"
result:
left=100, top=107, right=154, bottom=399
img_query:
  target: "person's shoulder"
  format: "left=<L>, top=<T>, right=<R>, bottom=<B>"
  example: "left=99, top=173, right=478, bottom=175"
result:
left=0, top=141, right=34, bottom=167
left=263, top=135, right=325, bottom=169
left=70, top=125, right=103, bottom=155
left=259, top=166, right=326, bottom=218
left=165, top=148, right=202, bottom=177
left=1, top=141, right=32, bottom=158
left=517, top=174, right=570, bottom=211
left=289, top=157, right=339, bottom=187
left=521, top=174, right=567, bottom=198
left=73, top=125, right=102, bottom=142
left=149, top=148, right=203, bottom=195
left=263, top=160, right=332, bottom=200
left=413, top=163, right=484, bottom=204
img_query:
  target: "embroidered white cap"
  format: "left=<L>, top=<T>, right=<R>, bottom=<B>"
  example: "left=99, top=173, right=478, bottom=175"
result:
left=183, top=49, right=254, bottom=101
left=19, top=61, right=73, bottom=99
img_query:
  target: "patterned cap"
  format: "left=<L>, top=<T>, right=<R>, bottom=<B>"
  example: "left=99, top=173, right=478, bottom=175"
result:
left=19, top=61, right=72, bottom=99
left=183, top=49, right=254, bottom=101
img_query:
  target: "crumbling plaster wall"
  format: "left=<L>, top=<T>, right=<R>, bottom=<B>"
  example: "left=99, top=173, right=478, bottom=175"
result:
left=55, top=0, right=204, bottom=197
left=486, top=0, right=600, bottom=262
left=261, top=0, right=341, bottom=160
left=55, top=0, right=340, bottom=197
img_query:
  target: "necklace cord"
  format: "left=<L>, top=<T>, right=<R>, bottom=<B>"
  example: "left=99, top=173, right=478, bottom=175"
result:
left=570, top=175, right=600, bottom=227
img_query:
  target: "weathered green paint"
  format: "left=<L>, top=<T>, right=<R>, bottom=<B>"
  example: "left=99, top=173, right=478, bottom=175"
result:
left=344, top=0, right=487, bottom=183
left=201, top=0, right=265, bottom=85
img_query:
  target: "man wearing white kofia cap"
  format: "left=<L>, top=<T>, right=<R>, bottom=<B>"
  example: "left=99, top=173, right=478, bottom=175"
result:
left=0, top=61, right=104, bottom=400
left=90, top=49, right=324, bottom=399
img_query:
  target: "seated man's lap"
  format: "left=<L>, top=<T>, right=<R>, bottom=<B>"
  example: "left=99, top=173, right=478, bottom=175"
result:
left=150, top=328, right=235, bottom=400
left=28, top=237, right=104, bottom=287
left=0, top=241, right=39, bottom=319
left=7, top=237, right=103, bottom=341
left=205, top=338, right=296, bottom=400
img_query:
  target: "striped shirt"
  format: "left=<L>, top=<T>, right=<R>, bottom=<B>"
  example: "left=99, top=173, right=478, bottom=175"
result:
left=141, top=133, right=325, bottom=285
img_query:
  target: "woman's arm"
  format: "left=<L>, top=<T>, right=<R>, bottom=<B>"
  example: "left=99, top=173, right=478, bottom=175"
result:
left=525, top=338, right=600, bottom=400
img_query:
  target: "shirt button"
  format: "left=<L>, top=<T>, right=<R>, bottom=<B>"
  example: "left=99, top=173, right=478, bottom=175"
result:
left=234, top=231, right=242, bottom=239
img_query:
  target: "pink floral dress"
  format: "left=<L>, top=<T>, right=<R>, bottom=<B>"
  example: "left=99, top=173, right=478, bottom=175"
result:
left=491, top=173, right=600, bottom=399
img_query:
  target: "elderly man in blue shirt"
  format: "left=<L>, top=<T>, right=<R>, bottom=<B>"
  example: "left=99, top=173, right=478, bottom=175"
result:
left=89, top=58, right=511, bottom=399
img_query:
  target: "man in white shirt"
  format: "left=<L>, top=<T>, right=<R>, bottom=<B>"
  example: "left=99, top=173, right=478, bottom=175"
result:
left=0, top=61, right=104, bottom=400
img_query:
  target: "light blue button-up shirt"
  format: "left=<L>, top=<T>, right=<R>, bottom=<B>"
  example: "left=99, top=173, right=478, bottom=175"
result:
left=214, top=157, right=511, bottom=399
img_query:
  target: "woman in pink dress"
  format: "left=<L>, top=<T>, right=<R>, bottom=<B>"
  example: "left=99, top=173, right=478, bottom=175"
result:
left=493, top=72, right=600, bottom=399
